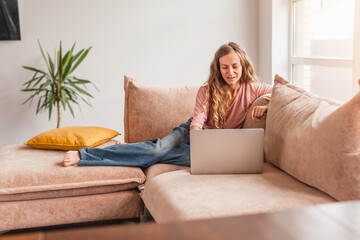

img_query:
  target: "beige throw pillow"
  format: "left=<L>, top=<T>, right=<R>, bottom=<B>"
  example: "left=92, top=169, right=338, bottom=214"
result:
left=124, top=76, right=199, bottom=143
left=265, top=74, right=360, bottom=201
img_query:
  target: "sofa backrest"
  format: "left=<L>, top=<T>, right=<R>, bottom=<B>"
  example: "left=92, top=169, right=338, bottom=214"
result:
left=124, top=76, right=199, bottom=143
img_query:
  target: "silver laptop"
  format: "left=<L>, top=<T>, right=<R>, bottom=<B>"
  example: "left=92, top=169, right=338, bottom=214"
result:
left=190, top=129, right=264, bottom=174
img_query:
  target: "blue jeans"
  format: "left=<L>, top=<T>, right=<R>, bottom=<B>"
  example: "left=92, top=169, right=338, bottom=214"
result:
left=78, top=118, right=192, bottom=167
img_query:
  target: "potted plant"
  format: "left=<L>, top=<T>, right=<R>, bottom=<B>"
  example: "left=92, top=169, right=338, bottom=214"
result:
left=22, top=40, right=98, bottom=128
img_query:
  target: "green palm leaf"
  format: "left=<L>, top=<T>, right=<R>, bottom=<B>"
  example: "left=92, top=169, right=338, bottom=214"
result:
left=47, top=53, right=55, bottom=77
left=37, top=40, right=50, bottom=70
left=22, top=66, right=47, bottom=75
left=62, top=42, right=75, bottom=74
left=69, top=46, right=92, bottom=75
left=72, top=77, right=91, bottom=84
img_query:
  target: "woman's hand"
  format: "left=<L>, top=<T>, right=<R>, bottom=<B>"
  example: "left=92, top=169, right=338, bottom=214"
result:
left=250, top=105, right=268, bottom=121
left=190, top=126, right=201, bottom=130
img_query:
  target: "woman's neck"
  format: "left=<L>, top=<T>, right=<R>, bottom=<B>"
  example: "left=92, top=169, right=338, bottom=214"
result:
left=228, top=82, right=241, bottom=99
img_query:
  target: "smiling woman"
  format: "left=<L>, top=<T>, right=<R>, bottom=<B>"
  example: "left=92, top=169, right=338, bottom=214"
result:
left=191, top=42, right=270, bottom=130
left=0, top=0, right=21, bottom=40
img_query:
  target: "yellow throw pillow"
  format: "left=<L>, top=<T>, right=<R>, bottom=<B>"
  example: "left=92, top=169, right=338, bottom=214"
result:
left=25, top=126, right=120, bottom=150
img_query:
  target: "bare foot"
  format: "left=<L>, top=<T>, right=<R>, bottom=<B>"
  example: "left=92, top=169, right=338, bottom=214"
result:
left=63, top=151, right=81, bottom=167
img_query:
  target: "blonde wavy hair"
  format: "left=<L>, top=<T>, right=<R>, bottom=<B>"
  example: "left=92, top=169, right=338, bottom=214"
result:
left=205, top=42, right=259, bottom=128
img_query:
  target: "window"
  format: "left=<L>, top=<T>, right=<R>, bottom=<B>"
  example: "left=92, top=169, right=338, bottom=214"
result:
left=290, top=0, right=360, bottom=102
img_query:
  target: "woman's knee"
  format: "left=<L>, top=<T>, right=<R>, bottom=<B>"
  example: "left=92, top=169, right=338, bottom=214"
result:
left=143, top=138, right=169, bottom=156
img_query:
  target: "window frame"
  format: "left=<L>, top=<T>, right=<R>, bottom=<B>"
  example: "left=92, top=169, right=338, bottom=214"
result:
left=289, top=0, right=360, bottom=97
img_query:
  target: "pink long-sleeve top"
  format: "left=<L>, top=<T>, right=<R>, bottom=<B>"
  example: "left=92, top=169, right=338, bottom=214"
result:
left=191, top=81, right=273, bottom=129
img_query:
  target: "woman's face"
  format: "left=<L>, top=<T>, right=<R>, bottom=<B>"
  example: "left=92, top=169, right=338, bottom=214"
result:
left=219, top=51, right=242, bottom=88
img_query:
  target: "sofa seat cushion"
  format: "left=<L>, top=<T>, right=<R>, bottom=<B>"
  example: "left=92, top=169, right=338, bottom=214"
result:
left=141, top=163, right=335, bottom=223
left=0, top=141, right=145, bottom=201
left=144, top=164, right=190, bottom=182
left=139, top=164, right=189, bottom=191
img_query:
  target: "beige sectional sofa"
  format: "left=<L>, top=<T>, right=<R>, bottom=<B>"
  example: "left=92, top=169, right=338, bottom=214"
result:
left=1, top=75, right=359, bottom=231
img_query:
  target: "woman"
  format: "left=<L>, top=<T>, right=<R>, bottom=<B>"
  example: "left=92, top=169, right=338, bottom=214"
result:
left=63, top=42, right=272, bottom=167
left=191, top=42, right=271, bottom=130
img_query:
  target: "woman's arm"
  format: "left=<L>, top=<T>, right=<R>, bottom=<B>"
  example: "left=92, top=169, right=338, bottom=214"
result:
left=190, top=86, right=208, bottom=129
left=190, top=126, right=201, bottom=130
left=249, top=82, right=272, bottom=121
left=255, top=82, right=273, bottom=97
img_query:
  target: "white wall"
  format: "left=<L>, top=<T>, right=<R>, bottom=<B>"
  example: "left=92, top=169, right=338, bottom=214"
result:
left=258, top=0, right=290, bottom=85
left=0, top=0, right=259, bottom=146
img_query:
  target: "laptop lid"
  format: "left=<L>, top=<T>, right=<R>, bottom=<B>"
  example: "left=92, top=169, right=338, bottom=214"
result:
left=190, top=129, right=264, bottom=174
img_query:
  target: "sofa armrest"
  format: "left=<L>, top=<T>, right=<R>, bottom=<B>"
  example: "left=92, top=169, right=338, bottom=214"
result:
left=242, top=93, right=271, bottom=130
